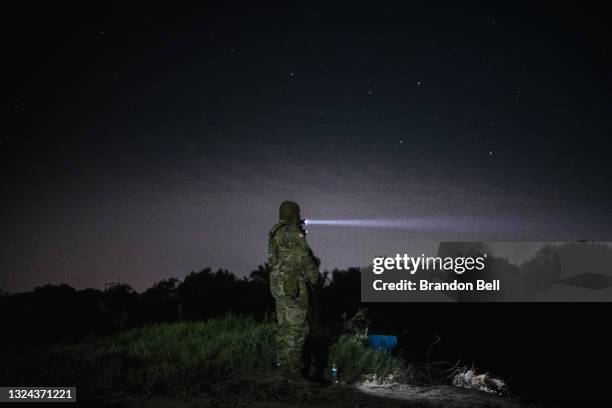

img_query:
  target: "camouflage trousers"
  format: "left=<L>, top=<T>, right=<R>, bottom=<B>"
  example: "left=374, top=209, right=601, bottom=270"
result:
left=273, top=295, right=310, bottom=373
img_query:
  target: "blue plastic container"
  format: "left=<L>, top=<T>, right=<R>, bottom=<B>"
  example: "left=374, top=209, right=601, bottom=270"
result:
left=367, top=334, right=398, bottom=352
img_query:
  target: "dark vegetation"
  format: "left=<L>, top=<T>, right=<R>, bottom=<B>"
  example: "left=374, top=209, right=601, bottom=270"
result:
left=2, top=316, right=415, bottom=398
left=12, top=317, right=279, bottom=395
left=0, top=267, right=412, bottom=401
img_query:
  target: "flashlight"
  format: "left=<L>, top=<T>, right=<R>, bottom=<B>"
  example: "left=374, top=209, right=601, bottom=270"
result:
left=298, top=219, right=309, bottom=234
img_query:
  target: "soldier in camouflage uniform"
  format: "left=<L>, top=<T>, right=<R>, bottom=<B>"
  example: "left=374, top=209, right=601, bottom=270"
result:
left=268, top=201, right=319, bottom=376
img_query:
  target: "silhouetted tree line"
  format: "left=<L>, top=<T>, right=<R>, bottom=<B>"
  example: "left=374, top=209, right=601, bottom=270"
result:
left=0, top=265, right=367, bottom=350
left=3, top=241, right=610, bottom=351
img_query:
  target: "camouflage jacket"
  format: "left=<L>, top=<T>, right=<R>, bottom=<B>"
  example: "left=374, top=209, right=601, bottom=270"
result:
left=268, top=222, right=319, bottom=299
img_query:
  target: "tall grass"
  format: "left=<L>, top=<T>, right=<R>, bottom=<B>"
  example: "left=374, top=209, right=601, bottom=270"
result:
left=41, top=315, right=277, bottom=394
left=13, top=316, right=410, bottom=395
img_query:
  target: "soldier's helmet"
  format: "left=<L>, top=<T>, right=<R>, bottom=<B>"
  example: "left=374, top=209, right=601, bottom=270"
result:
left=279, top=201, right=300, bottom=224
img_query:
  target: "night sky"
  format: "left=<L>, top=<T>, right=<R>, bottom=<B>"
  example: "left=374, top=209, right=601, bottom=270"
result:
left=3, top=3, right=612, bottom=292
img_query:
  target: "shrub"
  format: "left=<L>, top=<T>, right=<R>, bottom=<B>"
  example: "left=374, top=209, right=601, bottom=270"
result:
left=327, top=334, right=407, bottom=384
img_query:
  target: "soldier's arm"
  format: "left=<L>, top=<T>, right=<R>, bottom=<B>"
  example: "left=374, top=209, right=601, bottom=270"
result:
left=303, top=246, right=319, bottom=285
left=280, top=226, right=319, bottom=284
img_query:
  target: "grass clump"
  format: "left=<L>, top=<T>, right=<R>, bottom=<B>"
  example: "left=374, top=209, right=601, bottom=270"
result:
left=327, top=334, right=407, bottom=384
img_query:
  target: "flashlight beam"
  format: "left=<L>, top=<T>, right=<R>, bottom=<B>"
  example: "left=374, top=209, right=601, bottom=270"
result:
left=304, top=219, right=430, bottom=229
left=304, top=216, right=525, bottom=231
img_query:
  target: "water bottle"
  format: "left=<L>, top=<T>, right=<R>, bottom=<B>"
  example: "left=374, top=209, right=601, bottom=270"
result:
left=331, top=363, right=339, bottom=384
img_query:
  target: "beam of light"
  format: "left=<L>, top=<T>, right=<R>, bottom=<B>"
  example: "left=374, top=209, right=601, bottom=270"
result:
left=304, top=218, right=450, bottom=230
left=304, top=216, right=528, bottom=232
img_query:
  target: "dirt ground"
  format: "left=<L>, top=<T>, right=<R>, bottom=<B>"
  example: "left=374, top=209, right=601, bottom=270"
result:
left=77, top=376, right=525, bottom=408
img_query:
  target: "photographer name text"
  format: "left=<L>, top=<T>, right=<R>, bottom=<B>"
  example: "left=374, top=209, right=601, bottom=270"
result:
left=373, top=279, right=500, bottom=292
